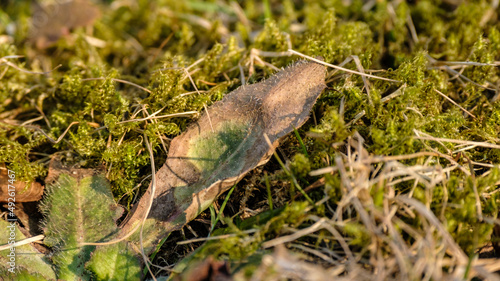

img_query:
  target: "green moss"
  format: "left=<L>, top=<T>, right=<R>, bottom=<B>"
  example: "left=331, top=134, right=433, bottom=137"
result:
left=343, top=222, right=371, bottom=247
left=254, top=20, right=289, bottom=54
left=410, top=168, right=500, bottom=255
left=0, top=127, right=46, bottom=182
left=289, top=153, right=311, bottom=178
left=178, top=202, right=309, bottom=264
left=2, top=0, right=500, bottom=278
left=69, top=122, right=106, bottom=158
left=463, top=36, right=495, bottom=85
left=102, top=139, right=150, bottom=197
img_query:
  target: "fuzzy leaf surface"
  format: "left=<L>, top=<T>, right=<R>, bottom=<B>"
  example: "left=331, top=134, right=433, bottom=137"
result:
left=41, top=171, right=125, bottom=280
left=0, top=219, right=56, bottom=280
left=86, top=242, right=141, bottom=281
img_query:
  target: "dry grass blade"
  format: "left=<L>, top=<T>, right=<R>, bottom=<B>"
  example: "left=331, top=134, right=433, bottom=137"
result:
left=117, top=111, right=198, bottom=124
left=81, top=77, right=153, bottom=94
left=139, top=132, right=158, bottom=281
left=295, top=133, right=500, bottom=280
left=414, top=130, right=500, bottom=149
left=24, top=121, right=83, bottom=144
left=0, top=235, right=45, bottom=251
left=395, top=196, right=468, bottom=264
left=433, top=88, right=476, bottom=118
left=0, top=56, right=61, bottom=75
left=261, top=217, right=327, bottom=249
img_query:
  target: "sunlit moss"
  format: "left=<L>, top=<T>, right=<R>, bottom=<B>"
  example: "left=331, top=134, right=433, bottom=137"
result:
left=1, top=0, right=500, bottom=277
left=254, top=20, right=290, bottom=54
left=289, top=153, right=311, bottom=178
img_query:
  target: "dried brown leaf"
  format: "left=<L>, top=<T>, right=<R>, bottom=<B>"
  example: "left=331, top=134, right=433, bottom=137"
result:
left=119, top=59, right=326, bottom=253
left=0, top=167, right=43, bottom=203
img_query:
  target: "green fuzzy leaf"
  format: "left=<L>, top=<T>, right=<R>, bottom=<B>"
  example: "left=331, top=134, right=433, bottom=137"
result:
left=0, top=220, right=56, bottom=280
left=86, top=242, right=141, bottom=281
left=41, top=172, right=126, bottom=280
left=0, top=268, right=51, bottom=281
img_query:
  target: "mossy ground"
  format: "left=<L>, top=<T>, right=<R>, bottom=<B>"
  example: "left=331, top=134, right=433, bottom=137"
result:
left=1, top=0, right=500, bottom=280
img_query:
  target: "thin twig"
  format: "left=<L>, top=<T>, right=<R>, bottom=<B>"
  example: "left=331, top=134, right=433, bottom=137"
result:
left=0, top=56, right=61, bottom=75
left=351, top=55, right=373, bottom=106
left=177, top=229, right=257, bottom=245
left=433, top=88, right=476, bottom=118
left=288, top=49, right=400, bottom=83
left=139, top=132, right=157, bottom=281
left=414, top=134, right=500, bottom=149
left=24, top=121, right=81, bottom=144
left=117, top=111, right=198, bottom=124
left=261, top=218, right=327, bottom=248
left=81, top=77, right=152, bottom=94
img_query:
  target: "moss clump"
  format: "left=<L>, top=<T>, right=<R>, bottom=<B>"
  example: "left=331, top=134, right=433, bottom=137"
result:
left=289, top=153, right=311, bottom=178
